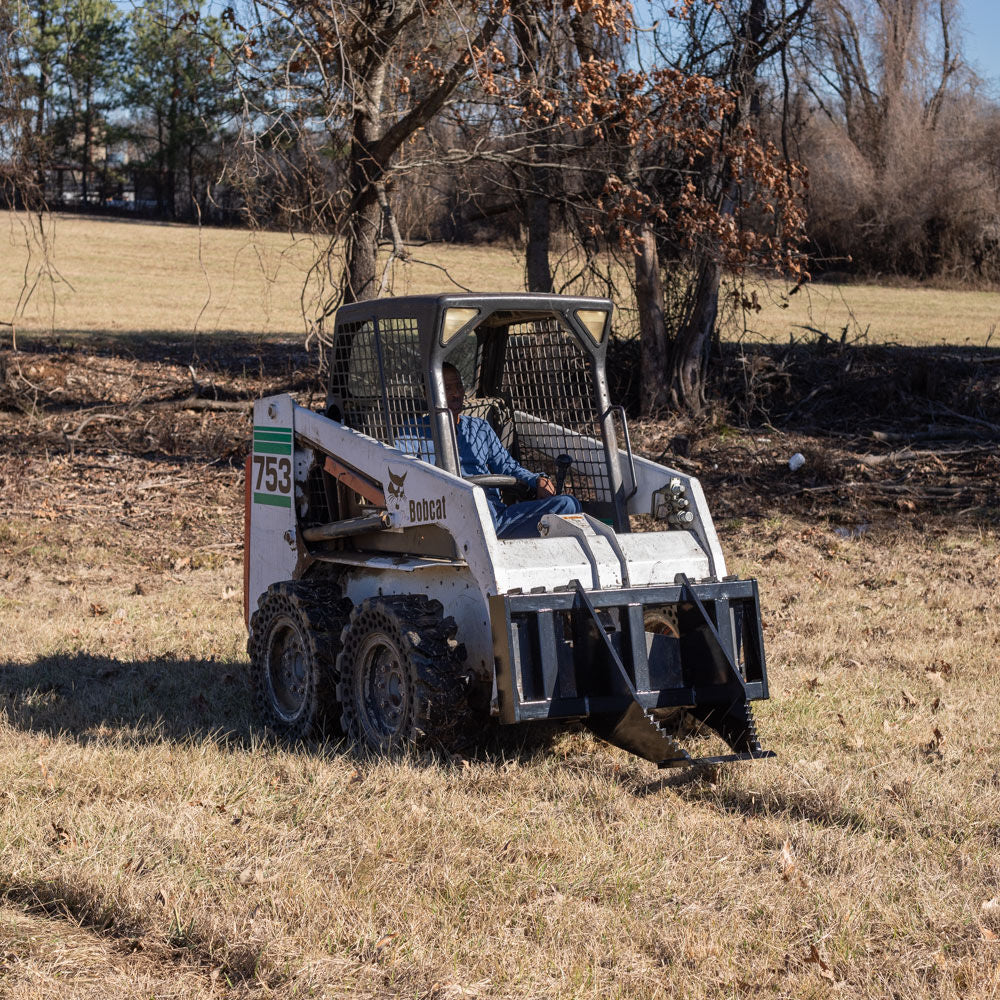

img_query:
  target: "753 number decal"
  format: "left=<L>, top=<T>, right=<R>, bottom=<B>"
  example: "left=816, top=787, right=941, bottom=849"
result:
left=252, top=454, right=292, bottom=495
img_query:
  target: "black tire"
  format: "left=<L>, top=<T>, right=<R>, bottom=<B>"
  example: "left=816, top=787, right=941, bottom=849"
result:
left=336, top=595, right=471, bottom=754
left=248, top=581, right=352, bottom=741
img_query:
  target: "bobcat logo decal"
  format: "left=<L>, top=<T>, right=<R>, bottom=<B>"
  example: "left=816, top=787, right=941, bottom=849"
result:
left=387, top=467, right=407, bottom=510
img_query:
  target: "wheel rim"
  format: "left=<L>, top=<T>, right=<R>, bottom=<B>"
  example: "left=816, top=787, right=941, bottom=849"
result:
left=644, top=609, right=680, bottom=638
left=266, top=616, right=309, bottom=722
left=354, top=631, right=409, bottom=742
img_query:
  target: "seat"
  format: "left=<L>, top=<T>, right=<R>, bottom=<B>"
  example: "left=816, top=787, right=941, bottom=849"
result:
left=462, top=394, right=532, bottom=503
left=463, top=394, right=519, bottom=460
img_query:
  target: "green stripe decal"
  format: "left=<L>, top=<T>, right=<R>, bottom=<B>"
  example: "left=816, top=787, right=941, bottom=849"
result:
left=253, top=431, right=292, bottom=442
left=253, top=441, right=292, bottom=455
left=253, top=425, right=292, bottom=436
left=254, top=492, right=292, bottom=508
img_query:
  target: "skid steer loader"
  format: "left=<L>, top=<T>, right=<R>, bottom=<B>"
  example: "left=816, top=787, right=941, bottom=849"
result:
left=244, top=294, right=775, bottom=767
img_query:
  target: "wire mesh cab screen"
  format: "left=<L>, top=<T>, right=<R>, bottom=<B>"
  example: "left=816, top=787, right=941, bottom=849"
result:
left=329, top=316, right=433, bottom=463
left=496, top=318, right=611, bottom=504
left=329, top=302, right=614, bottom=508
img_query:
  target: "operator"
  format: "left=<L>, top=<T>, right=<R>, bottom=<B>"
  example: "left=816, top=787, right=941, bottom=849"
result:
left=398, top=363, right=581, bottom=539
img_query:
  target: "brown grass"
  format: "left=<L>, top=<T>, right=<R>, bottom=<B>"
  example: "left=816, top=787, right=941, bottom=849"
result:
left=2, top=212, right=1000, bottom=998
left=1, top=489, right=999, bottom=998
left=0, top=211, right=527, bottom=342
left=3, top=210, right=998, bottom=348
left=747, top=280, right=1000, bottom=349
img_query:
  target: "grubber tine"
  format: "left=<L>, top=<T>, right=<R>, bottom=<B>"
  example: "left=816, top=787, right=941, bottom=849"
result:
left=575, top=580, right=775, bottom=768
left=572, top=582, right=695, bottom=767
left=686, top=700, right=768, bottom=758
left=586, top=701, right=694, bottom=768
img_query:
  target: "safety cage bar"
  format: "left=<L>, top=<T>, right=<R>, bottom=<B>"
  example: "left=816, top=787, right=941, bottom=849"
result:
left=325, top=295, right=629, bottom=524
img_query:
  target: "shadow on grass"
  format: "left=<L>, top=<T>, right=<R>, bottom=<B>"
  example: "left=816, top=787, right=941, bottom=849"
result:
left=644, top=771, right=906, bottom=837
left=0, top=651, right=574, bottom=772
left=9, top=328, right=313, bottom=371
left=0, top=651, right=258, bottom=748
left=9, top=652, right=866, bottom=816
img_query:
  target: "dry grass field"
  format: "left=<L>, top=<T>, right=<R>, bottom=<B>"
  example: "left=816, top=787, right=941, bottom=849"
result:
left=0, top=212, right=528, bottom=342
left=2, top=212, right=1000, bottom=998
left=3, top=210, right=998, bottom=348
left=747, top=280, right=999, bottom=348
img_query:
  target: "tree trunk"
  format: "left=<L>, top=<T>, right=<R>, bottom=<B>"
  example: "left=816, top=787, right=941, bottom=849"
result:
left=343, top=62, right=388, bottom=304
left=81, top=84, right=92, bottom=206
left=669, top=256, right=719, bottom=413
left=525, top=174, right=553, bottom=292
left=668, top=0, right=767, bottom=413
left=156, top=112, right=166, bottom=215
left=34, top=5, right=50, bottom=201
left=167, top=79, right=179, bottom=219
left=514, top=0, right=553, bottom=293
left=634, top=221, right=670, bottom=415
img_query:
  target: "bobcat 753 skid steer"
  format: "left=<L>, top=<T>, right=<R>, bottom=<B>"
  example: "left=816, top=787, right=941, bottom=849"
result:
left=245, top=293, right=775, bottom=767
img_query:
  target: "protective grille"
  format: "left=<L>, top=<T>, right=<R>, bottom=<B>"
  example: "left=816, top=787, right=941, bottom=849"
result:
left=499, top=320, right=612, bottom=502
left=329, top=316, right=433, bottom=462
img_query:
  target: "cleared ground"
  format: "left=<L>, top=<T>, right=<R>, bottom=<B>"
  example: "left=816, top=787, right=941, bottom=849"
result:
left=1, top=213, right=999, bottom=998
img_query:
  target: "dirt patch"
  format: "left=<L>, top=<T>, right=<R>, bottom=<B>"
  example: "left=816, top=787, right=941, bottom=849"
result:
left=609, top=337, right=1000, bottom=524
left=4, top=334, right=998, bottom=536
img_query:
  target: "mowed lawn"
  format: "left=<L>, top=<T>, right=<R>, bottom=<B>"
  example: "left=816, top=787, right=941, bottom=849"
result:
left=3, top=210, right=999, bottom=346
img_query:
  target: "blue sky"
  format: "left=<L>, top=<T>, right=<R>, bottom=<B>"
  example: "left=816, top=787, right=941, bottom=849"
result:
left=960, top=0, right=1000, bottom=88
left=115, top=0, right=1000, bottom=91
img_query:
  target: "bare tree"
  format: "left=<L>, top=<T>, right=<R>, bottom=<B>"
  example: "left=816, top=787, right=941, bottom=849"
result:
left=661, top=0, right=813, bottom=412
left=796, top=0, right=997, bottom=279
left=544, top=0, right=810, bottom=414
left=228, top=0, right=506, bottom=324
left=220, top=0, right=810, bottom=416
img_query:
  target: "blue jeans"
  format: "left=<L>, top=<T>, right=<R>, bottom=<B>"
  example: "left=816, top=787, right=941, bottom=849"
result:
left=494, top=494, right=582, bottom=539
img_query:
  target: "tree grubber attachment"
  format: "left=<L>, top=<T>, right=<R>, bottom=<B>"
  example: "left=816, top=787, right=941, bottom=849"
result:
left=490, top=574, right=775, bottom=767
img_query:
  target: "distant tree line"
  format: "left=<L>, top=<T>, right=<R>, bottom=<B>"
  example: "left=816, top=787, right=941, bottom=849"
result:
left=4, top=0, right=237, bottom=220
left=3, top=0, right=999, bottom=410
left=795, top=0, right=1000, bottom=285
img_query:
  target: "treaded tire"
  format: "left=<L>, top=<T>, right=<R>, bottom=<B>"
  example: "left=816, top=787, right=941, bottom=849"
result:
left=248, top=581, right=352, bottom=741
left=336, top=595, right=470, bottom=754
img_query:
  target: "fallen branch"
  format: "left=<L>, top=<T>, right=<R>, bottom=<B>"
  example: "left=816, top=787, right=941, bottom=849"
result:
left=794, top=482, right=980, bottom=499
left=64, top=412, right=131, bottom=441
left=855, top=445, right=997, bottom=467
left=871, top=427, right=997, bottom=444
left=133, top=478, right=197, bottom=491
left=931, top=405, right=1000, bottom=436
left=159, top=396, right=253, bottom=412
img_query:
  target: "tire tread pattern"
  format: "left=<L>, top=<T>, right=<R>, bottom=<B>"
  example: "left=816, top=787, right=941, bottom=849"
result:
left=336, top=594, right=472, bottom=753
left=247, top=580, right=352, bottom=740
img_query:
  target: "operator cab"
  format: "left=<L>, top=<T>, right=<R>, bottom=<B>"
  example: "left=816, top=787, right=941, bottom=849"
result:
left=323, top=294, right=634, bottom=536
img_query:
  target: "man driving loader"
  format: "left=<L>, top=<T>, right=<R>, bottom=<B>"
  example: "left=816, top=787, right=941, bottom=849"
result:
left=398, top=363, right=581, bottom=538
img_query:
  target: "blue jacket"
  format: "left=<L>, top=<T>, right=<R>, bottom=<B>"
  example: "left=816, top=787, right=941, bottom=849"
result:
left=396, top=415, right=538, bottom=517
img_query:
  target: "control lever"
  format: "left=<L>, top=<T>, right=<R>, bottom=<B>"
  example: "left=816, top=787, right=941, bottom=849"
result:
left=554, top=454, right=573, bottom=494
